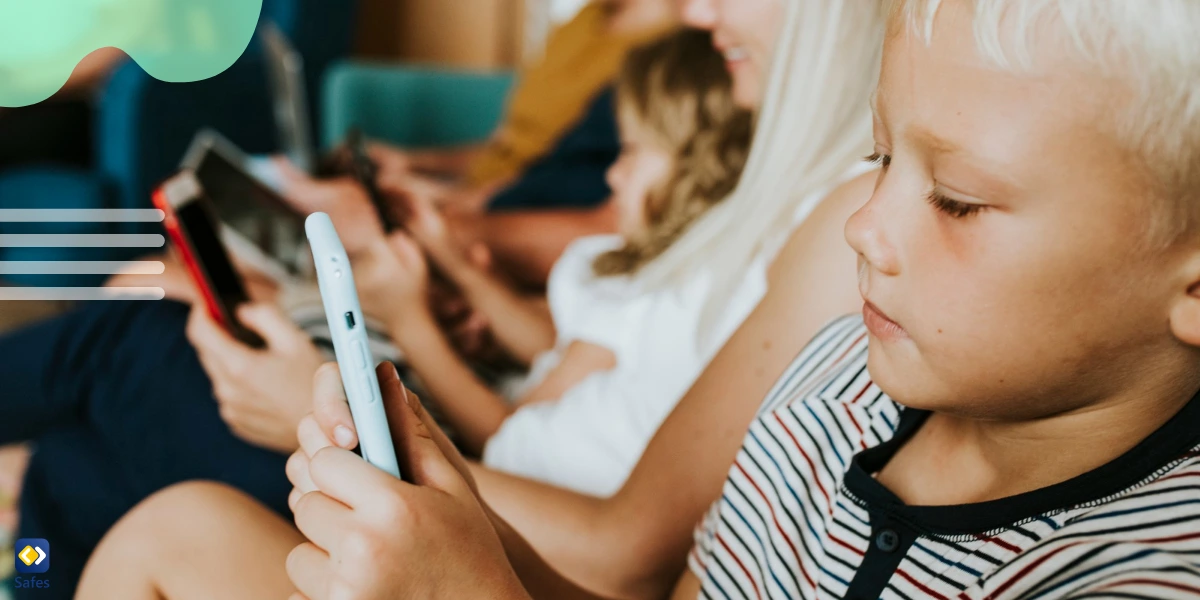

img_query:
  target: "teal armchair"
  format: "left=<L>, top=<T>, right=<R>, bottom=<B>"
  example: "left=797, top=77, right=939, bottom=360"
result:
left=320, top=62, right=515, bottom=149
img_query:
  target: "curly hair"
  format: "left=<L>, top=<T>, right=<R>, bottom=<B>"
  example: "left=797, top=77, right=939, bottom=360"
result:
left=593, top=28, right=754, bottom=277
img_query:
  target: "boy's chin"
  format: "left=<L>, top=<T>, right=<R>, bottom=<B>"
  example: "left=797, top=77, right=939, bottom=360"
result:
left=866, top=349, right=947, bottom=412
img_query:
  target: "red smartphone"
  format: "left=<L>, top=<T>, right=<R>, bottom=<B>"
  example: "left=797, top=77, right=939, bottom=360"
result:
left=153, top=170, right=266, bottom=348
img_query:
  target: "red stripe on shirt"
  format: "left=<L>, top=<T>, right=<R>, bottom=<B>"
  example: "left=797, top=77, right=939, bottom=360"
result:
left=716, top=533, right=763, bottom=600
left=735, top=461, right=816, bottom=589
left=773, top=412, right=831, bottom=506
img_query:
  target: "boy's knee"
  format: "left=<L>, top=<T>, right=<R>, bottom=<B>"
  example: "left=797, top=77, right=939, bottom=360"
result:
left=113, top=482, right=257, bottom=543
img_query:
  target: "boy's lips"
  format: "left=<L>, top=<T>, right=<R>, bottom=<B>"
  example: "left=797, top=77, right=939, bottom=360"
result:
left=863, top=301, right=908, bottom=340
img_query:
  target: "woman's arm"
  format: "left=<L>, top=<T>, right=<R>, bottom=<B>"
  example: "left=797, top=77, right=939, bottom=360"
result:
left=477, top=172, right=877, bottom=600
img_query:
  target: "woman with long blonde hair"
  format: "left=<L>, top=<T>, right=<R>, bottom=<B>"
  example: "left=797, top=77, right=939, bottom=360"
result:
left=76, top=0, right=888, bottom=598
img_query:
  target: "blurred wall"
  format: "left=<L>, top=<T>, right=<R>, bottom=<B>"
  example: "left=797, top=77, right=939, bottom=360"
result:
left=354, top=0, right=533, bottom=69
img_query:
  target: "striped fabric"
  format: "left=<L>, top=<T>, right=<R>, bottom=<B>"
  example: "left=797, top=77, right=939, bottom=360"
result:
left=690, top=315, right=1200, bottom=599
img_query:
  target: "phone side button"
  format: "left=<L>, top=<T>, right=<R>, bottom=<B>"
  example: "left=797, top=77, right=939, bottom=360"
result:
left=362, top=373, right=379, bottom=404
left=354, top=340, right=368, bottom=369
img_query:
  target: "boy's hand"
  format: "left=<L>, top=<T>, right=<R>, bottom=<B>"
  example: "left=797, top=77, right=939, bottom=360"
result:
left=286, top=364, right=525, bottom=600
left=286, top=363, right=479, bottom=505
left=186, top=303, right=323, bottom=454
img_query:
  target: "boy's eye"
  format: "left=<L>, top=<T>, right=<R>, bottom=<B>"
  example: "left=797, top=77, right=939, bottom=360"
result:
left=926, top=190, right=985, bottom=218
left=864, top=152, right=892, bottom=168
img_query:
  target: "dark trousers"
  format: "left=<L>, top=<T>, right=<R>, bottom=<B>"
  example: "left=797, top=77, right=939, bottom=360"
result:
left=1, top=301, right=291, bottom=599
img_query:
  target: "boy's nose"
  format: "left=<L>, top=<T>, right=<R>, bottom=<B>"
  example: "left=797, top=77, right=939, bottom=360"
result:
left=845, top=198, right=900, bottom=277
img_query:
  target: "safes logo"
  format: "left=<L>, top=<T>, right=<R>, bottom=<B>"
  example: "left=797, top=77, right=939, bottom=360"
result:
left=14, top=538, right=49, bottom=574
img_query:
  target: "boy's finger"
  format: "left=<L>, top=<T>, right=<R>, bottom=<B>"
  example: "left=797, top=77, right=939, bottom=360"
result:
left=288, top=488, right=303, bottom=512
left=377, top=364, right=472, bottom=496
left=307, top=446, right=399, bottom=512
left=297, top=416, right=335, bottom=461
left=286, top=450, right=316, bottom=496
left=286, top=543, right=332, bottom=600
left=292, top=491, right=354, bottom=553
left=311, top=363, right=358, bottom=449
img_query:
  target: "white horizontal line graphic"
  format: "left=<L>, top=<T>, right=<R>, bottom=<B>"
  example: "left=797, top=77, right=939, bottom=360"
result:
left=0, top=234, right=165, bottom=248
left=0, top=261, right=165, bottom=275
left=0, top=287, right=166, bottom=301
left=0, top=209, right=165, bottom=222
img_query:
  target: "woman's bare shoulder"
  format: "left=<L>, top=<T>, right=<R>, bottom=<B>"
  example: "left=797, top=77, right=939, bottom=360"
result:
left=768, top=169, right=878, bottom=284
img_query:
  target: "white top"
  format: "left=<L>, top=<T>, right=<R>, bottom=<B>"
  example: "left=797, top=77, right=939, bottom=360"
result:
left=481, top=232, right=771, bottom=497
left=482, top=167, right=873, bottom=497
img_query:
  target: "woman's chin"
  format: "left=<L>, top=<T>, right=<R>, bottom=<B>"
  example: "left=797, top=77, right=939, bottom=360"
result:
left=729, top=69, right=764, bottom=110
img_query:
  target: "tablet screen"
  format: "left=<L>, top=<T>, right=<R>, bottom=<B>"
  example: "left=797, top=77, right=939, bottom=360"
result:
left=192, top=145, right=310, bottom=277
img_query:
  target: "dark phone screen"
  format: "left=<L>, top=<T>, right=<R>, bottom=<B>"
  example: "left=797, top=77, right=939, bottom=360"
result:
left=175, top=199, right=265, bottom=348
left=346, top=129, right=402, bottom=231
left=194, top=149, right=308, bottom=275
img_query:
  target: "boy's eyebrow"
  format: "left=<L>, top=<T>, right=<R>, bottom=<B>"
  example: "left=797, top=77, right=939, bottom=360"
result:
left=910, top=126, right=963, bottom=156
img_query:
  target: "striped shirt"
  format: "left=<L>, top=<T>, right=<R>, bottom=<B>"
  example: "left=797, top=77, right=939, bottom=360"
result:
left=689, top=315, right=1200, bottom=600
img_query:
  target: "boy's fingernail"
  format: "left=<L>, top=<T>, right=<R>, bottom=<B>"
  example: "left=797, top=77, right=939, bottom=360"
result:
left=334, top=425, right=355, bottom=448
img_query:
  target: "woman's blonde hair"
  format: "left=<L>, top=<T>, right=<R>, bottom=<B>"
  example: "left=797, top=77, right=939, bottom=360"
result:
left=633, top=0, right=887, bottom=349
left=594, top=28, right=754, bottom=276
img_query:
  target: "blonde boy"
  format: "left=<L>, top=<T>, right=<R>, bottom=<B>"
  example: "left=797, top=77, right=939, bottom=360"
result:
left=279, top=1, right=1200, bottom=598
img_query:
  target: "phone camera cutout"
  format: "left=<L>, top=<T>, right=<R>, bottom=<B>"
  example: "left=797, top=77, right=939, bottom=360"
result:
left=344, top=311, right=357, bottom=330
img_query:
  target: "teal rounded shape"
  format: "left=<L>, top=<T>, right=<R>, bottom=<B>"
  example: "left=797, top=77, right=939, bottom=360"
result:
left=0, top=0, right=264, bottom=107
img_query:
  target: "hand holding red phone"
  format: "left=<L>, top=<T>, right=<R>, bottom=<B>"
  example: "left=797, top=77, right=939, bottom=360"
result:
left=187, top=302, right=324, bottom=454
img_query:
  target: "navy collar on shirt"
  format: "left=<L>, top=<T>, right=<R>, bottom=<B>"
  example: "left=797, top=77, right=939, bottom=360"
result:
left=844, top=386, right=1200, bottom=536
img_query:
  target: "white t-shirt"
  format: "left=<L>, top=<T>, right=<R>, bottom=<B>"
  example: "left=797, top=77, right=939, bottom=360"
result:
left=483, top=166, right=873, bottom=497
left=482, top=233, right=771, bottom=497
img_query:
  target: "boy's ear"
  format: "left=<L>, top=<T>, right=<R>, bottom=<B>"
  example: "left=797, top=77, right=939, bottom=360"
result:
left=1170, top=257, right=1200, bottom=347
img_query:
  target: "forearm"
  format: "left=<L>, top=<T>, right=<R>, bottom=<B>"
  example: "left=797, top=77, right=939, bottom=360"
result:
left=474, top=466, right=678, bottom=600
left=451, top=203, right=618, bottom=288
left=487, top=506, right=614, bottom=600
left=390, top=313, right=513, bottom=454
left=441, top=259, right=556, bottom=363
left=408, top=145, right=483, bottom=177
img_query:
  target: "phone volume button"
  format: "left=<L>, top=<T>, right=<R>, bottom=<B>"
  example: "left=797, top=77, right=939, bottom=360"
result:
left=354, top=340, right=368, bottom=369
left=361, top=372, right=379, bottom=404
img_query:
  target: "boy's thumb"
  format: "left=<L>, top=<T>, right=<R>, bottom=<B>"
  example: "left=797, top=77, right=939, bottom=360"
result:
left=376, top=363, right=471, bottom=495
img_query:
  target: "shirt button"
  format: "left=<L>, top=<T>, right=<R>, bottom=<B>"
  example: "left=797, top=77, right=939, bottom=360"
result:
left=876, top=529, right=900, bottom=553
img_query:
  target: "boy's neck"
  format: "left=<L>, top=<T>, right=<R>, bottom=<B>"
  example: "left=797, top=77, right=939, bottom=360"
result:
left=603, top=0, right=675, bottom=35
left=877, top=370, right=1200, bottom=507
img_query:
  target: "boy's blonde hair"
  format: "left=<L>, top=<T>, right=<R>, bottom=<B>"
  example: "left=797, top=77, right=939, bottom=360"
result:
left=887, top=0, right=1200, bottom=239
left=594, top=28, right=754, bottom=276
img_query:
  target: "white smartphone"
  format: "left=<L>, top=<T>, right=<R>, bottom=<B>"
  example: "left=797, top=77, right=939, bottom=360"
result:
left=306, top=212, right=402, bottom=478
